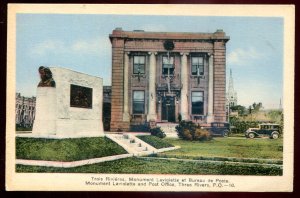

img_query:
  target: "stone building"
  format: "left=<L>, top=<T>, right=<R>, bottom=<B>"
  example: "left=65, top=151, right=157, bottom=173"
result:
left=109, top=28, right=230, bottom=131
left=15, top=93, right=36, bottom=128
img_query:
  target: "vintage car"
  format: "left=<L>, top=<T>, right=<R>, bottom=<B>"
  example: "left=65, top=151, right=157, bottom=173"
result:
left=245, top=123, right=280, bottom=139
left=204, top=122, right=230, bottom=137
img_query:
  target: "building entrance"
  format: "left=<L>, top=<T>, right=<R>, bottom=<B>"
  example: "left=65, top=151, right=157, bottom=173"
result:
left=161, top=96, right=176, bottom=122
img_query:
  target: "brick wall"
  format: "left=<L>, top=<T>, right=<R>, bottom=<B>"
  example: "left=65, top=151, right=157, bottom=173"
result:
left=213, top=41, right=226, bottom=122
left=110, top=38, right=130, bottom=131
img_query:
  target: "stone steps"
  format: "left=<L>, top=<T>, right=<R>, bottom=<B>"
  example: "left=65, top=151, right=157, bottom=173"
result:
left=106, top=133, right=156, bottom=154
left=156, top=123, right=178, bottom=138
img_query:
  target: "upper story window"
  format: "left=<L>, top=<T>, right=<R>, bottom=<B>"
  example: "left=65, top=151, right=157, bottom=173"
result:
left=133, top=56, right=145, bottom=74
left=132, top=90, right=145, bottom=114
left=191, top=56, right=204, bottom=75
left=191, top=91, right=204, bottom=115
left=162, top=56, right=174, bottom=75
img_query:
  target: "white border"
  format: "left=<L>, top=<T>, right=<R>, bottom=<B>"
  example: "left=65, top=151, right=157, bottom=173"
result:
left=6, top=4, right=295, bottom=192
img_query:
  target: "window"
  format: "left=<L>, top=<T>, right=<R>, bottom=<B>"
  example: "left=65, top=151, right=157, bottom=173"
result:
left=191, top=56, right=204, bottom=75
left=162, top=56, right=174, bottom=75
left=133, top=91, right=145, bottom=114
left=191, top=91, right=204, bottom=114
left=133, top=56, right=145, bottom=74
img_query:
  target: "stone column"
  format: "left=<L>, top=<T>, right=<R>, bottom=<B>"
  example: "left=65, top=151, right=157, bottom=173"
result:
left=122, top=52, right=130, bottom=122
left=147, top=52, right=157, bottom=121
left=180, top=53, right=189, bottom=120
left=207, top=54, right=214, bottom=123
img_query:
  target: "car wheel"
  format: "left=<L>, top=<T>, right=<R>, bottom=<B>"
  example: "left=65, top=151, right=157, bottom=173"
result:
left=271, top=132, right=279, bottom=139
left=248, top=132, right=255, bottom=139
left=223, top=130, right=229, bottom=137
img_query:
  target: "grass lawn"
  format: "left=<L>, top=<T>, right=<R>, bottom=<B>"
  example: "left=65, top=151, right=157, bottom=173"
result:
left=161, top=137, right=283, bottom=160
left=136, top=135, right=174, bottom=149
left=16, top=137, right=127, bottom=161
left=229, top=133, right=246, bottom=137
left=16, top=157, right=282, bottom=175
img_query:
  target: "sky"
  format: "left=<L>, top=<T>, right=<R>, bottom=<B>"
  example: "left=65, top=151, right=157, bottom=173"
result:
left=16, top=14, right=283, bottom=109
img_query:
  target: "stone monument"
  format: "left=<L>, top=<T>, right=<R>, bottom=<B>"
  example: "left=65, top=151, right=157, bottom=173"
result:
left=32, top=66, right=104, bottom=137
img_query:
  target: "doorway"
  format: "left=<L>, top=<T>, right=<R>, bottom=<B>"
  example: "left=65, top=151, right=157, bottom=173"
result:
left=161, top=96, right=176, bottom=122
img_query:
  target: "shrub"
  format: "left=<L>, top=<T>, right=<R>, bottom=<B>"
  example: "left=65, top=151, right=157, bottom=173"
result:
left=130, top=124, right=150, bottom=132
left=175, top=121, right=196, bottom=140
left=176, top=120, right=212, bottom=141
left=130, top=124, right=167, bottom=138
left=229, top=121, right=260, bottom=133
left=194, top=128, right=212, bottom=141
left=150, top=127, right=166, bottom=138
left=183, top=129, right=193, bottom=140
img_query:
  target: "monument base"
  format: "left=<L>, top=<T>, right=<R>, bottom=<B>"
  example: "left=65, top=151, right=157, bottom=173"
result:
left=32, top=88, right=57, bottom=135
left=32, top=67, right=104, bottom=138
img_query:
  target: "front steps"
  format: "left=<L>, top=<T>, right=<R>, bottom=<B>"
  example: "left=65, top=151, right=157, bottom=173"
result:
left=106, top=133, right=157, bottom=155
left=156, top=123, right=178, bottom=138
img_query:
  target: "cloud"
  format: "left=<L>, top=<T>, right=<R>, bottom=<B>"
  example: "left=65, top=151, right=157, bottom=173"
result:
left=227, top=47, right=263, bottom=65
left=29, top=37, right=110, bottom=57
left=30, top=40, right=66, bottom=56
left=71, top=37, right=110, bottom=54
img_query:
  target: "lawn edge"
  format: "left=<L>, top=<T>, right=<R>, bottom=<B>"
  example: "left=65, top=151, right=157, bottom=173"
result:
left=16, top=153, right=134, bottom=168
left=15, top=146, right=180, bottom=168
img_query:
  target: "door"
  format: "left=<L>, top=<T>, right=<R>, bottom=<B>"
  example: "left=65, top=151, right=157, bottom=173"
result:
left=161, top=96, right=176, bottom=122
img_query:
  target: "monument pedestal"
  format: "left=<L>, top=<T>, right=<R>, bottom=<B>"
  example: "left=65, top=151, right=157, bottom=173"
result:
left=32, top=67, right=104, bottom=138
left=32, top=88, right=57, bottom=135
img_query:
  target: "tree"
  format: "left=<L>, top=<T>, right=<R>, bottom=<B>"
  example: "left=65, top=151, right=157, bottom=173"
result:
left=267, top=109, right=283, bottom=124
left=230, top=105, right=247, bottom=115
left=252, top=102, right=263, bottom=113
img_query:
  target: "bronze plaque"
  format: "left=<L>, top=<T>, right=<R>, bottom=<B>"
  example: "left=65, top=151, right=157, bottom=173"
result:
left=70, top=84, right=93, bottom=108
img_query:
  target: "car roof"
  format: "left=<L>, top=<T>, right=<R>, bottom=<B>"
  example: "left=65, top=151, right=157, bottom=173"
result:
left=259, top=123, right=279, bottom=126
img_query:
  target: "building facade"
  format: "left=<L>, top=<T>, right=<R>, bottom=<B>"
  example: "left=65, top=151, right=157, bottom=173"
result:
left=15, top=93, right=36, bottom=128
left=109, top=28, right=230, bottom=131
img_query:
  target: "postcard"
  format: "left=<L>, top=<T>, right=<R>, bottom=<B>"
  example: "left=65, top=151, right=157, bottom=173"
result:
left=6, top=4, right=294, bottom=191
